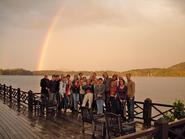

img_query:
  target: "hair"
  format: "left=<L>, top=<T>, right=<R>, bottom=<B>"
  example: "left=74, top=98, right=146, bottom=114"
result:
left=119, top=78, right=125, bottom=85
left=103, top=72, right=108, bottom=78
left=126, top=73, right=131, bottom=77
left=112, top=74, right=118, bottom=80
left=98, top=78, right=103, bottom=81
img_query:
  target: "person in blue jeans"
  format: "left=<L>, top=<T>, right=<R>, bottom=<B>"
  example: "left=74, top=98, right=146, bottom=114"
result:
left=94, top=78, right=105, bottom=114
left=126, top=73, right=135, bottom=122
left=71, top=75, right=80, bottom=111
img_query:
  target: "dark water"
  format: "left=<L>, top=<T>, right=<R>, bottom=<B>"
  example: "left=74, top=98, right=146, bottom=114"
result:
left=0, top=75, right=185, bottom=104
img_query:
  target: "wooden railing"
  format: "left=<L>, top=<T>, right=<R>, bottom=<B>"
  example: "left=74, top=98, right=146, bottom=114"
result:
left=114, top=117, right=185, bottom=139
left=0, top=83, right=40, bottom=112
left=134, top=98, right=178, bottom=127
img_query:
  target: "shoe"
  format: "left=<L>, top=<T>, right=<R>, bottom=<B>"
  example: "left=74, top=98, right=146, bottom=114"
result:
left=61, top=109, right=64, bottom=112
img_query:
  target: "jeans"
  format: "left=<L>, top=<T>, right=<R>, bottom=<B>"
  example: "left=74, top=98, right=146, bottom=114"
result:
left=73, top=93, right=79, bottom=111
left=127, top=97, right=135, bottom=121
left=96, top=99, right=104, bottom=114
left=63, top=94, right=68, bottom=109
left=41, top=93, right=49, bottom=112
left=49, top=93, right=57, bottom=104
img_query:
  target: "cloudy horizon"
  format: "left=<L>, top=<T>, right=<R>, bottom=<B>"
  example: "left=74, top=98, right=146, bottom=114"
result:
left=0, top=0, right=185, bottom=71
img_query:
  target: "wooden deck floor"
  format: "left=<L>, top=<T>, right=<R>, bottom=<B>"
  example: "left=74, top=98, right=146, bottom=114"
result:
left=0, top=100, right=98, bottom=139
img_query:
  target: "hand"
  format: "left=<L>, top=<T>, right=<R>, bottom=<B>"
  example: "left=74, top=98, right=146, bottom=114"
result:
left=97, top=94, right=102, bottom=98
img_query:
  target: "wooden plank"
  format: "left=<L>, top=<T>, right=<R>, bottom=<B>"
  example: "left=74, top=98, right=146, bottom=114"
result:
left=0, top=101, right=42, bottom=139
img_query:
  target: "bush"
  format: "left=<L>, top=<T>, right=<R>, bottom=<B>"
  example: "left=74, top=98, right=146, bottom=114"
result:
left=164, top=100, right=185, bottom=122
left=173, top=100, right=185, bottom=119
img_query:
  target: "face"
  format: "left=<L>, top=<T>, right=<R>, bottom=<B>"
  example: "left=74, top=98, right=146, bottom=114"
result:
left=74, top=75, right=78, bottom=80
left=63, top=77, right=66, bottom=81
left=103, top=73, right=108, bottom=79
left=67, top=75, right=70, bottom=80
left=126, top=74, right=131, bottom=80
left=87, top=79, right=91, bottom=85
left=112, top=75, right=117, bottom=81
left=79, top=73, right=83, bottom=77
left=56, top=76, right=60, bottom=81
left=52, top=76, right=56, bottom=81
left=119, top=80, right=124, bottom=86
left=110, top=81, right=115, bottom=87
left=99, top=79, right=103, bottom=84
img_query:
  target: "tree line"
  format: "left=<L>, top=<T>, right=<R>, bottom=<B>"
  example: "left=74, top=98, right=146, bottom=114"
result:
left=0, top=68, right=185, bottom=76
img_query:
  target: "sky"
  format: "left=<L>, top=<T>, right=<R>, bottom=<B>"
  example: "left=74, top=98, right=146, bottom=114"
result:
left=0, top=0, right=185, bottom=71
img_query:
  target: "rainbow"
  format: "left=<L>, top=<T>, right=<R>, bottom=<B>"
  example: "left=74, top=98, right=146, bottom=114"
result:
left=37, top=8, right=63, bottom=71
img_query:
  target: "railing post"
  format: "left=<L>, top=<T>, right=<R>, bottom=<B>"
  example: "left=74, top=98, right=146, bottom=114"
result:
left=9, top=86, right=12, bottom=103
left=143, top=98, right=152, bottom=128
left=0, top=83, right=1, bottom=93
left=17, top=88, right=21, bottom=111
left=28, top=90, right=33, bottom=112
left=154, top=118, right=169, bottom=139
left=3, top=84, right=6, bottom=103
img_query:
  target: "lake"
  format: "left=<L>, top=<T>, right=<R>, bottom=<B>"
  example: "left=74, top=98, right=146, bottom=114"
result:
left=0, top=75, right=184, bottom=104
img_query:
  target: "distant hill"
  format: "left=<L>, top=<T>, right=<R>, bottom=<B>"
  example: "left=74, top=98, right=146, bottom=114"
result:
left=0, top=68, right=33, bottom=75
left=168, top=62, right=185, bottom=70
left=0, top=62, right=185, bottom=77
left=122, top=62, right=185, bottom=77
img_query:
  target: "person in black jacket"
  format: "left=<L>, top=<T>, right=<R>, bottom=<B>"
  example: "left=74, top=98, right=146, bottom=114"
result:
left=40, top=75, right=49, bottom=97
left=48, top=75, right=58, bottom=104
left=40, top=75, right=49, bottom=112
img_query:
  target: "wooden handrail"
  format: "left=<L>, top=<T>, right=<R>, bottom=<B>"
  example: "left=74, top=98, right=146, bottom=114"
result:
left=151, top=102, right=174, bottom=108
left=113, top=127, right=159, bottom=139
left=169, top=118, right=185, bottom=128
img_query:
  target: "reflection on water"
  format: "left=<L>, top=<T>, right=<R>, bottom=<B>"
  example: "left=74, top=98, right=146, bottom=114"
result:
left=0, top=75, right=185, bottom=104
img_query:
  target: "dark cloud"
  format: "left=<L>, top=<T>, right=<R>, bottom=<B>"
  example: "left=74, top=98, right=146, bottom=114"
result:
left=0, top=0, right=63, bottom=29
left=167, top=0, right=185, bottom=14
left=1, top=0, right=185, bottom=30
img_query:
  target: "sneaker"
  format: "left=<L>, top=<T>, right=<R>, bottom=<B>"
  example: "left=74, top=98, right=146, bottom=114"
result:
left=61, top=109, right=64, bottom=112
left=66, top=109, right=72, bottom=113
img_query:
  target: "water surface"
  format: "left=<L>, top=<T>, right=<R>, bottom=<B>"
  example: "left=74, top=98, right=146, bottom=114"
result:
left=0, top=75, right=184, bottom=104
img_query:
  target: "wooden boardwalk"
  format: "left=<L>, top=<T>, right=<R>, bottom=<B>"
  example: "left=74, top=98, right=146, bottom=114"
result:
left=0, top=100, right=95, bottom=139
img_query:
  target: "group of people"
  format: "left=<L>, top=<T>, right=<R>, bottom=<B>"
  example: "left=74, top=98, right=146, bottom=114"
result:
left=40, top=72, right=135, bottom=121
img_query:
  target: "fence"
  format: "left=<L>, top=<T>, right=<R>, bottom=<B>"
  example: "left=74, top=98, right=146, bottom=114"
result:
left=0, top=83, right=185, bottom=139
left=0, top=84, right=40, bottom=112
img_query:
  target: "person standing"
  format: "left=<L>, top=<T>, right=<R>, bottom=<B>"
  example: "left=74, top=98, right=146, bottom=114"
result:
left=126, top=73, right=135, bottom=122
left=94, top=78, right=105, bottom=114
left=82, top=79, right=94, bottom=109
left=71, top=74, right=80, bottom=111
left=40, top=75, right=49, bottom=112
left=59, top=75, right=67, bottom=111
left=109, top=77, right=118, bottom=114
left=56, top=75, right=61, bottom=107
left=48, top=75, right=58, bottom=104
left=79, top=78, right=86, bottom=107
left=102, top=72, right=112, bottom=111
left=40, top=75, right=49, bottom=98
left=66, top=74, right=72, bottom=112
left=117, top=78, right=127, bottom=120
left=78, top=72, right=83, bottom=80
